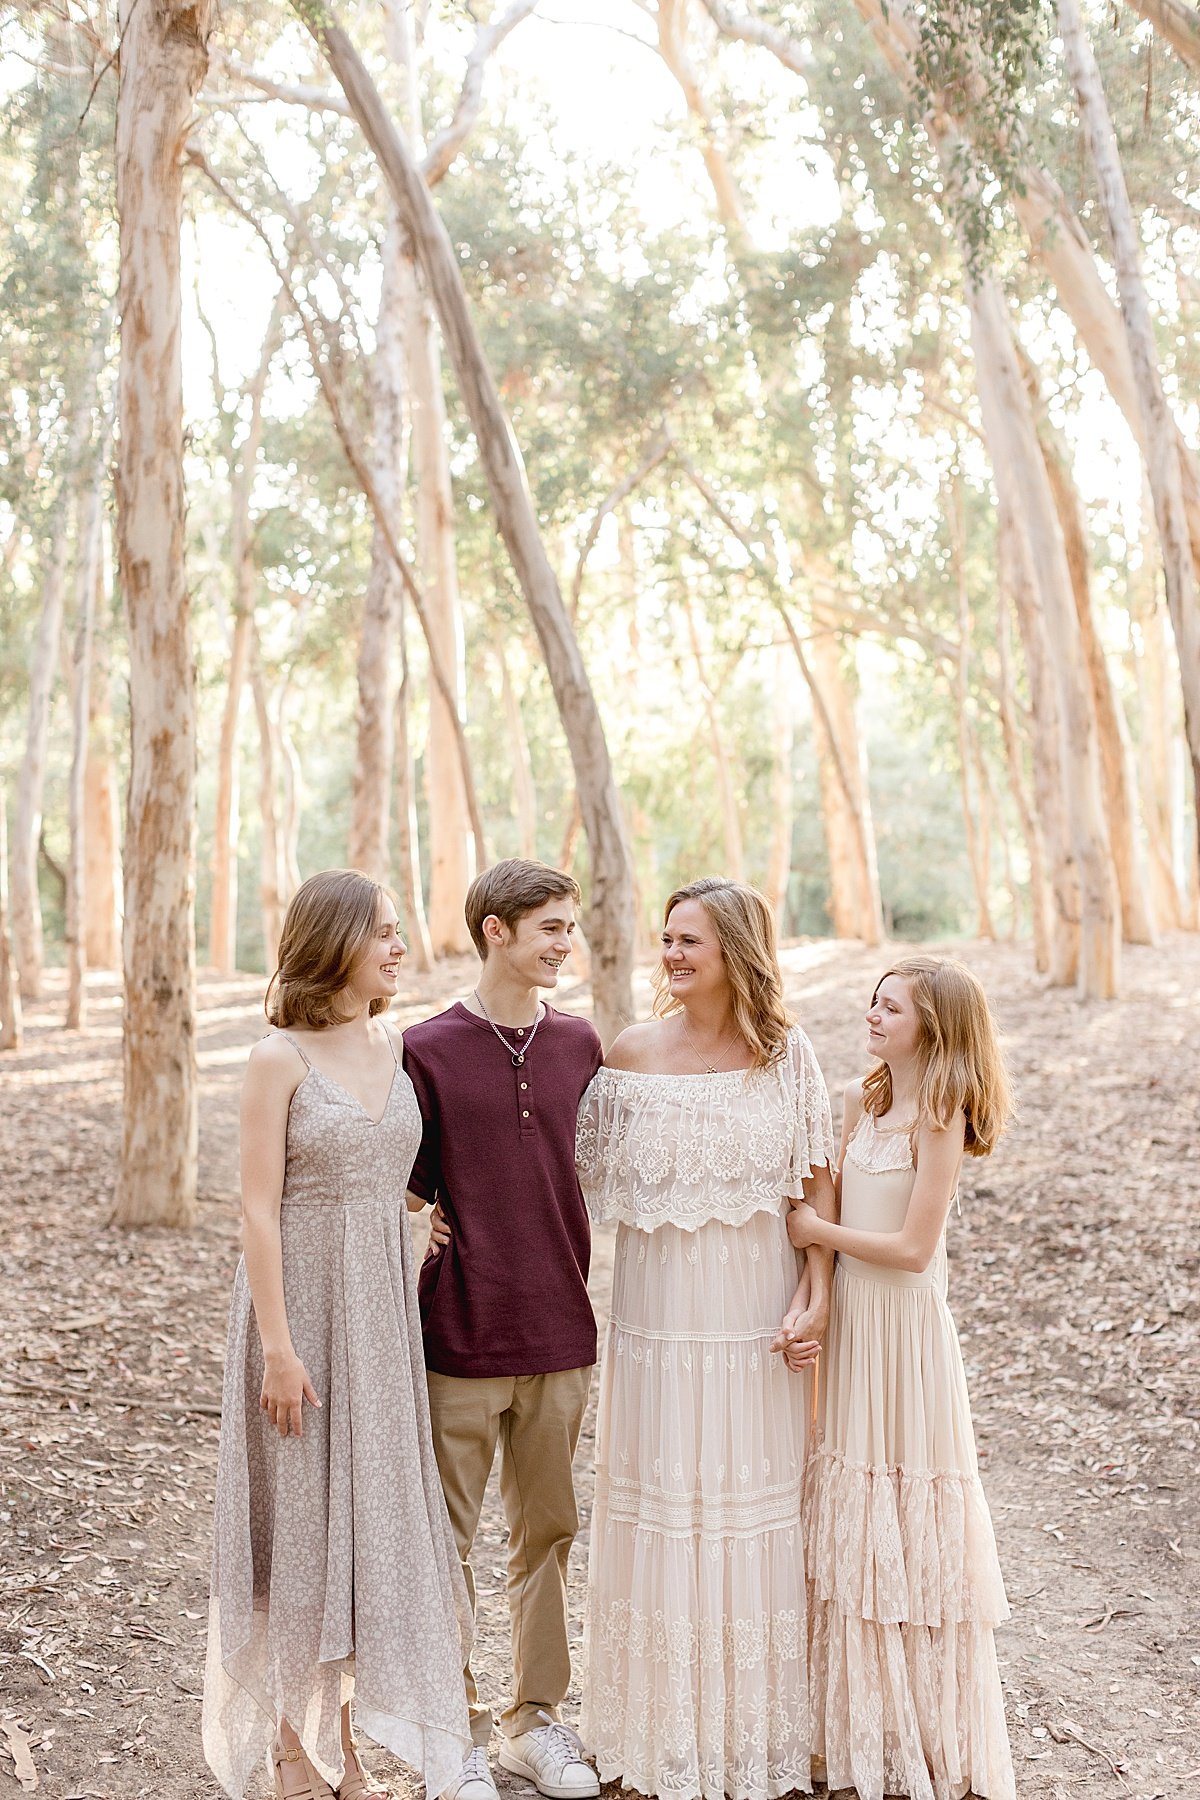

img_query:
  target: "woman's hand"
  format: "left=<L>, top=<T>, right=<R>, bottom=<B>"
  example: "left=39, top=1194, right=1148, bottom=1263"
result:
left=260, top=1347, right=320, bottom=1439
left=425, top=1202, right=451, bottom=1259
left=770, top=1307, right=821, bottom=1371
left=787, top=1200, right=824, bottom=1250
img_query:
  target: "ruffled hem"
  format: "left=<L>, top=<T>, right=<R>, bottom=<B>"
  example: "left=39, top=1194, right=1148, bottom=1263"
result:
left=809, top=1599, right=1015, bottom=1800
left=803, top=1446, right=1009, bottom=1628
left=600, top=1193, right=791, bottom=1233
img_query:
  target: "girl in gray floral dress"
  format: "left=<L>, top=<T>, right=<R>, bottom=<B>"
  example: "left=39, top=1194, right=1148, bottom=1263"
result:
left=203, top=870, right=471, bottom=1800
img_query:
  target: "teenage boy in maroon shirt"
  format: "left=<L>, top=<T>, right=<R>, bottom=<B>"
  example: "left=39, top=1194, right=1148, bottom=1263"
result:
left=404, top=860, right=603, bottom=1800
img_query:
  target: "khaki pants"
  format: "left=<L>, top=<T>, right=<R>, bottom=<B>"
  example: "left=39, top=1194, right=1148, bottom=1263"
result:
left=426, top=1366, right=592, bottom=1745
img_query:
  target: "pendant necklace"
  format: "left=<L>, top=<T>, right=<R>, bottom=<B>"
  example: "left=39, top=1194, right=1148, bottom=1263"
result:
left=680, top=1016, right=737, bottom=1074
left=474, top=989, right=544, bottom=1067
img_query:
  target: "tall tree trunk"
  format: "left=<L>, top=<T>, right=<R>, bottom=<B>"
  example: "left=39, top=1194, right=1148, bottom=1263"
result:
left=1119, top=0, right=1200, bottom=73
left=1059, top=0, right=1200, bottom=850
left=0, top=787, right=22, bottom=1051
left=394, top=598, right=434, bottom=972
left=302, top=15, right=635, bottom=1040
left=764, top=643, right=794, bottom=930
left=499, top=642, right=538, bottom=860
left=403, top=248, right=475, bottom=948
left=1135, top=577, right=1186, bottom=930
left=949, top=480, right=995, bottom=940
left=1032, top=389, right=1156, bottom=945
left=12, top=375, right=99, bottom=1000
left=348, top=212, right=405, bottom=883
left=684, top=596, right=744, bottom=879
left=111, top=0, right=213, bottom=1229
left=84, top=519, right=122, bottom=969
left=209, top=297, right=282, bottom=969
left=807, top=625, right=884, bottom=943
left=250, top=643, right=285, bottom=971
left=278, top=691, right=303, bottom=903
left=967, top=272, right=1120, bottom=998
left=66, top=450, right=105, bottom=1030
left=995, top=579, right=1053, bottom=972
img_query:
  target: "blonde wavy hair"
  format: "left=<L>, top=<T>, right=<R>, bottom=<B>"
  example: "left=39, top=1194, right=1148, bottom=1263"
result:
left=861, top=956, right=1012, bottom=1156
left=266, top=869, right=395, bottom=1030
left=652, top=877, right=792, bottom=1070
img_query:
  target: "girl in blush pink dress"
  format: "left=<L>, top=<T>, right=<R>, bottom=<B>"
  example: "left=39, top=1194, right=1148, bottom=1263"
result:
left=786, top=957, right=1014, bottom=1800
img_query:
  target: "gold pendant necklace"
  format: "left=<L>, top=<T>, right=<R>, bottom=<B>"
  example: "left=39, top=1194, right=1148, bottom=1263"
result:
left=680, top=1018, right=736, bottom=1074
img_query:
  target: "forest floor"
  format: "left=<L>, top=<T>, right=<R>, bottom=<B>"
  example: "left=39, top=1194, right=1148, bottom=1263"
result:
left=0, top=936, right=1197, bottom=1800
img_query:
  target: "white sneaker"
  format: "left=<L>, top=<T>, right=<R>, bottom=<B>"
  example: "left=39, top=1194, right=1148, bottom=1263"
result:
left=440, top=1747, right=500, bottom=1800
left=498, top=1714, right=599, bottom=1800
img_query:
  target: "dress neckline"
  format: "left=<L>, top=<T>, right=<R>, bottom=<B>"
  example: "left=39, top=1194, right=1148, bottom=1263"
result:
left=279, top=1028, right=400, bottom=1128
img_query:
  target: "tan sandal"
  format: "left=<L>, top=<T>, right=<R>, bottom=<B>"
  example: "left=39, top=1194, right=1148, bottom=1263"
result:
left=337, top=1737, right=394, bottom=1800
left=271, top=1741, right=337, bottom=1800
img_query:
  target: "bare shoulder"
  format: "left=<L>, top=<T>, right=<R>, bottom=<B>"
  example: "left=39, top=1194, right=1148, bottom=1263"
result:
left=604, top=1019, right=669, bottom=1072
left=382, top=1020, right=406, bottom=1058
left=245, top=1030, right=307, bottom=1091
left=915, top=1109, right=967, bottom=1162
left=843, top=1076, right=865, bottom=1109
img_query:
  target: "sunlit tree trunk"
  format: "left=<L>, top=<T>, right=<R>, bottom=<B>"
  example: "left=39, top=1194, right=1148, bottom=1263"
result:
left=348, top=210, right=404, bottom=883
left=1033, top=395, right=1155, bottom=945
left=278, top=691, right=303, bottom=903
left=304, top=16, right=636, bottom=1039
left=1119, top=0, right=1200, bottom=74
left=949, top=481, right=995, bottom=939
left=84, top=520, right=122, bottom=969
left=684, top=596, right=744, bottom=879
left=808, top=625, right=883, bottom=944
left=969, top=274, right=1119, bottom=998
left=250, top=644, right=285, bottom=971
left=995, top=580, right=1053, bottom=972
left=66, top=451, right=105, bottom=1030
left=0, top=787, right=22, bottom=1052
left=499, top=642, right=538, bottom=860
left=12, top=379, right=98, bottom=1000
left=395, top=599, right=434, bottom=972
left=1135, top=578, right=1185, bottom=931
left=111, top=0, right=213, bottom=1229
left=1059, top=0, right=1200, bottom=852
left=210, top=298, right=281, bottom=969
left=764, top=643, right=794, bottom=930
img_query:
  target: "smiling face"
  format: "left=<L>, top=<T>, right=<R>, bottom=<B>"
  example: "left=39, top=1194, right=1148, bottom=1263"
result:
left=347, top=895, right=406, bottom=1005
left=866, top=972, right=922, bottom=1068
left=484, top=897, right=576, bottom=989
left=661, top=898, right=728, bottom=1006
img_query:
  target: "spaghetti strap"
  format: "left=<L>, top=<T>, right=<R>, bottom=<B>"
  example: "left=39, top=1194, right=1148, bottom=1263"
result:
left=385, top=1026, right=401, bottom=1068
left=276, top=1028, right=312, bottom=1068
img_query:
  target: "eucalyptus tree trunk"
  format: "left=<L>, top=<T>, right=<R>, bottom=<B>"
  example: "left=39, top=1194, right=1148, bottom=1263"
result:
left=111, top=0, right=214, bottom=1229
left=1035, top=407, right=1155, bottom=944
left=300, top=14, right=635, bottom=1040
left=1135, top=582, right=1186, bottom=931
left=969, top=274, right=1119, bottom=998
left=84, top=523, right=122, bottom=969
left=1059, top=0, right=1200, bottom=850
left=808, top=625, right=884, bottom=944
left=684, top=597, right=744, bottom=880
left=764, top=643, right=794, bottom=930
left=66, top=452, right=106, bottom=1030
left=1119, top=0, right=1200, bottom=73
left=251, top=646, right=286, bottom=971
left=995, top=581, right=1052, bottom=973
left=0, top=789, right=21, bottom=1052
left=210, top=299, right=282, bottom=970
left=949, top=482, right=995, bottom=940
left=348, top=210, right=405, bottom=884
left=395, top=602, right=434, bottom=972
left=12, top=376, right=99, bottom=1000
left=499, top=643, right=538, bottom=860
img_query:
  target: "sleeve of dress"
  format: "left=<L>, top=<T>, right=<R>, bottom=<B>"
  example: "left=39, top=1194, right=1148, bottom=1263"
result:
left=787, top=1026, right=837, bottom=1183
left=575, top=1070, right=618, bottom=1223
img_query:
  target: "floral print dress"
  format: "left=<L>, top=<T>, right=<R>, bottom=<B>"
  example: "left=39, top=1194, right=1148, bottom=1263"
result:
left=576, top=1026, right=836, bottom=1800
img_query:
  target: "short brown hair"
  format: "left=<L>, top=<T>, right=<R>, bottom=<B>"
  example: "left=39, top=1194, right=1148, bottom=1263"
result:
left=266, top=869, right=394, bottom=1028
left=464, top=859, right=581, bottom=958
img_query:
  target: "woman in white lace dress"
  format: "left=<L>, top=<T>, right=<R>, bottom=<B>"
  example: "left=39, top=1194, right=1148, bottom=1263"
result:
left=787, top=957, right=1014, bottom=1800
left=576, top=877, right=837, bottom=1800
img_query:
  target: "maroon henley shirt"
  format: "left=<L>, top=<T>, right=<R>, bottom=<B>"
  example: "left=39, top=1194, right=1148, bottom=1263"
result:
left=403, top=1002, right=603, bottom=1379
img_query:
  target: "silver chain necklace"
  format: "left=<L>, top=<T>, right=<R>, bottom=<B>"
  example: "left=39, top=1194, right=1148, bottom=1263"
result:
left=473, top=989, right=545, bottom=1067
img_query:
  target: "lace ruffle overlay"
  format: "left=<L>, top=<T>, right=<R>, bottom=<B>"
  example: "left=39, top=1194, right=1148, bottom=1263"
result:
left=576, top=1025, right=836, bottom=1232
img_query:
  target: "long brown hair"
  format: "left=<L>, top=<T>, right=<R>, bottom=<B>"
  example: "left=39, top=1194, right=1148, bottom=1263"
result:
left=266, top=869, right=395, bottom=1029
left=861, top=956, right=1012, bottom=1156
left=651, top=876, right=792, bottom=1069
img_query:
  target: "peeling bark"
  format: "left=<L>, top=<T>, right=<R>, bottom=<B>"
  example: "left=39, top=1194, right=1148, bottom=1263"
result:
left=84, top=520, right=122, bottom=970
left=0, top=787, right=22, bottom=1052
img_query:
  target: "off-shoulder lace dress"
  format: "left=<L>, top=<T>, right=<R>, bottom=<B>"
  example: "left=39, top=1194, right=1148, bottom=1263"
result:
left=576, top=1026, right=835, bottom=1800
left=202, top=1032, right=471, bottom=1799
left=803, top=1107, right=1014, bottom=1800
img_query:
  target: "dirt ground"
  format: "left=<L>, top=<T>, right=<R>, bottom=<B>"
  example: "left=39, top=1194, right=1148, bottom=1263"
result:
left=0, top=936, right=1197, bottom=1800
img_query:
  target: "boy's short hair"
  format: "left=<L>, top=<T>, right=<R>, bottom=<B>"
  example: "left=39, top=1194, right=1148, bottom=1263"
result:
left=465, top=859, right=581, bottom=958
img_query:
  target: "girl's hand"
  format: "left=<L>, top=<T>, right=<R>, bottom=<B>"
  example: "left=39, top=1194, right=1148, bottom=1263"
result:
left=260, top=1348, right=320, bottom=1439
left=426, top=1202, right=451, bottom=1258
left=770, top=1306, right=824, bottom=1370
left=787, top=1201, right=823, bottom=1250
